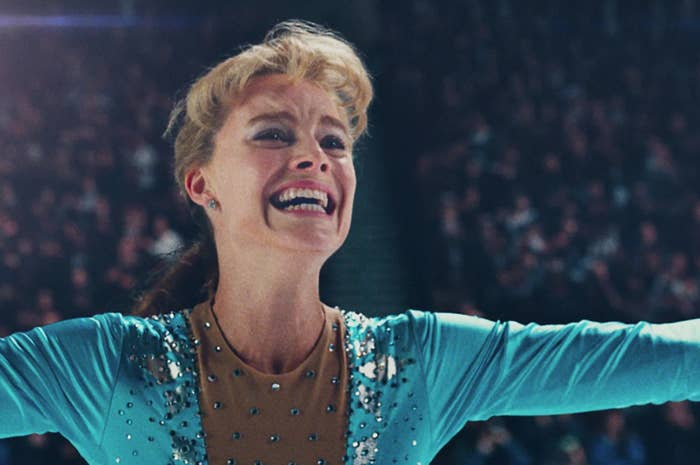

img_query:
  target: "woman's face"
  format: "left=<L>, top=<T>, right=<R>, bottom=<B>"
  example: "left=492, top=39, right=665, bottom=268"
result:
left=198, top=74, right=356, bottom=259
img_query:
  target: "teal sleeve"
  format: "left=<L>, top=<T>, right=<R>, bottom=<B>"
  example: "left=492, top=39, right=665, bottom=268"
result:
left=0, top=313, right=125, bottom=450
left=408, top=311, right=700, bottom=451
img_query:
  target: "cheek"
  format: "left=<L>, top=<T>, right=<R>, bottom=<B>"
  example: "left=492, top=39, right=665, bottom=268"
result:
left=226, top=155, right=278, bottom=193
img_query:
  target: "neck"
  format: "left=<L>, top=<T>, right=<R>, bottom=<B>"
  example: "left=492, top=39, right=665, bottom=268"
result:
left=211, top=242, right=327, bottom=375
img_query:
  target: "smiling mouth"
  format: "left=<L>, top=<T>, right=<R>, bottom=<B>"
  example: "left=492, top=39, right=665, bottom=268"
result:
left=269, top=195, right=336, bottom=215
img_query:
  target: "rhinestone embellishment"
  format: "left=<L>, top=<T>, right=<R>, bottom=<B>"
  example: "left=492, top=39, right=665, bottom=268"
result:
left=124, top=309, right=206, bottom=465
left=130, top=305, right=434, bottom=465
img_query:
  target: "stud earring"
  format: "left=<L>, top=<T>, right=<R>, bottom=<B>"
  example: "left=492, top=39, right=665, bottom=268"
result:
left=208, top=199, right=218, bottom=210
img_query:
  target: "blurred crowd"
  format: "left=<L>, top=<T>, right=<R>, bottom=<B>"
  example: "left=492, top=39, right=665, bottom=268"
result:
left=381, top=1, right=700, bottom=328
left=0, top=29, right=193, bottom=334
left=379, top=1, right=700, bottom=464
left=0, top=26, right=198, bottom=464
left=1, top=1, right=700, bottom=464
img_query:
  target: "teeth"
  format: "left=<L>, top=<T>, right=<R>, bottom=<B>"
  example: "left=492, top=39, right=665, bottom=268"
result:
left=277, top=187, right=329, bottom=209
left=283, top=203, right=326, bottom=212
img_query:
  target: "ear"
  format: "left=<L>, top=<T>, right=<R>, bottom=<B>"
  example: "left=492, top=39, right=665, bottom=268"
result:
left=184, top=166, right=214, bottom=208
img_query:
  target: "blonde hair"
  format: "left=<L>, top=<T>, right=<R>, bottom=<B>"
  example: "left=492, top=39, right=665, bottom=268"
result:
left=168, top=19, right=373, bottom=200
left=133, top=20, right=372, bottom=316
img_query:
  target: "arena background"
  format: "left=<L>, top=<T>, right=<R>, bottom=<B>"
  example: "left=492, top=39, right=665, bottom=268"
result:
left=1, top=1, right=699, bottom=464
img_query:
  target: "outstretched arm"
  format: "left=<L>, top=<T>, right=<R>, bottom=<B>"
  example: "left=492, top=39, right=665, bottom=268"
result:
left=0, top=313, right=124, bottom=454
left=408, top=311, right=700, bottom=451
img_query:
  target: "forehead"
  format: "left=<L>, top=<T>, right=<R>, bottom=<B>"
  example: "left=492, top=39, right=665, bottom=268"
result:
left=230, top=74, right=345, bottom=126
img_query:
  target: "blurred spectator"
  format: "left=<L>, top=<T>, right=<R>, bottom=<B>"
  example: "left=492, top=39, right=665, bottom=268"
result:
left=129, top=135, right=158, bottom=191
left=551, top=435, right=588, bottom=465
left=440, top=421, right=532, bottom=465
left=587, top=411, right=645, bottom=465
left=644, top=402, right=700, bottom=465
left=463, top=422, right=532, bottom=465
left=149, top=215, right=184, bottom=257
left=509, top=415, right=588, bottom=465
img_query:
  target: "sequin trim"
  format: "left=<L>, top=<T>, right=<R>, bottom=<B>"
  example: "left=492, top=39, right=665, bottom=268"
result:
left=119, top=307, right=423, bottom=465
left=341, top=310, right=419, bottom=465
left=124, top=309, right=208, bottom=465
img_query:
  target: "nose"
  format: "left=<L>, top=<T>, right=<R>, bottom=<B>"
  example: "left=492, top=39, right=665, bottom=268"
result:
left=289, top=139, right=329, bottom=173
left=295, top=159, right=328, bottom=172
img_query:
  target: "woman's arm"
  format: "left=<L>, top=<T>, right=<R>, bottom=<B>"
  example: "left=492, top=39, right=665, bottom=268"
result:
left=407, top=311, right=700, bottom=451
left=0, top=313, right=124, bottom=450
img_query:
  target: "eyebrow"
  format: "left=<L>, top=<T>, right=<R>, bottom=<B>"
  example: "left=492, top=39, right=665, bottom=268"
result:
left=247, top=111, right=350, bottom=136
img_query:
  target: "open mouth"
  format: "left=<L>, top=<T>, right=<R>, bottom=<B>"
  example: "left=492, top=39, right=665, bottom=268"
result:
left=269, top=190, right=336, bottom=215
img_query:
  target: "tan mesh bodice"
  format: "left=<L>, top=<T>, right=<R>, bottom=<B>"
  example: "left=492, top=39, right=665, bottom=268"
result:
left=189, top=301, right=349, bottom=465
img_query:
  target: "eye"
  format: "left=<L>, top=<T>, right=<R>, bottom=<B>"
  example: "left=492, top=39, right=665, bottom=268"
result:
left=320, top=135, right=347, bottom=151
left=254, top=128, right=294, bottom=144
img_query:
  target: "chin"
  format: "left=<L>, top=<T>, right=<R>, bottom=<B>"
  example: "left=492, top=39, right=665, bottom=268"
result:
left=267, top=232, right=338, bottom=254
left=298, top=239, right=342, bottom=255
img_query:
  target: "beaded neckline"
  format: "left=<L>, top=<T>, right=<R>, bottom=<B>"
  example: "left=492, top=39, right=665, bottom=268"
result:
left=204, top=300, right=332, bottom=377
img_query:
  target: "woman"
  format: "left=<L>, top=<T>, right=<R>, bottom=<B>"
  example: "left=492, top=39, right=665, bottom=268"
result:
left=1, top=20, right=699, bottom=465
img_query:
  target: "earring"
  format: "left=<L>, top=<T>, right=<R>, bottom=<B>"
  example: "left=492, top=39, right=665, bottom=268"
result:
left=208, top=199, right=218, bottom=210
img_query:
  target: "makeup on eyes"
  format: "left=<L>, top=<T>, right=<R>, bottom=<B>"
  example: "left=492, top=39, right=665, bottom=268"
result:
left=253, top=127, right=294, bottom=142
left=249, top=124, right=350, bottom=155
left=247, top=111, right=350, bottom=138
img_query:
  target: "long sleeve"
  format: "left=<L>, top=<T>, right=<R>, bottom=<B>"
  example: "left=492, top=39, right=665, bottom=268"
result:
left=408, top=311, right=700, bottom=452
left=0, top=313, right=124, bottom=453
